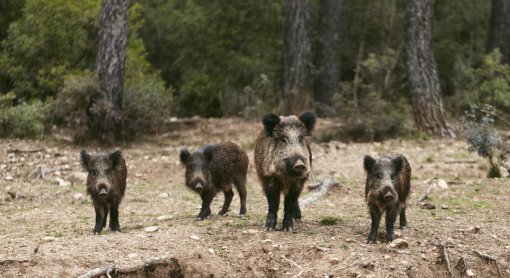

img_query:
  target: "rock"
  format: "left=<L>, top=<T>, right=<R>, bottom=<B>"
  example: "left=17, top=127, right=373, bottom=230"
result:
left=466, top=226, right=480, bottom=233
left=393, top=231, right=402, bottom=238
left=156, top=215, right=172, bottom=221
left=73, top=193, right=85, bottom=203
left=421, top=203, right=436, bottom=209
left=207, top=248, right=215, bottom=254
left=144, top=226, right=159, bottom=233
left=42, top=236, right=56, bottom=242
left=55, top=177, right=70, bottom=187
left=158, top=192, right=169, bottom=198
left=466, top=269, right=475, bottom=277
left=441, top=204, right=449, bottom=209
left=261, top=239, right=273, bottom=244
left=437, top=179, right=448, bottom=189
left=400, top=260, right=412, bottom=270
left=4, top=175, right=13, bottom=181
left=242, top=229, right=259, bottom=234
left=421, top=254, right=426, bottom=260
left=271, top=244, right=281, bottom=249
left=383, top=255, right=391, bottom=260
left=329, top=257, right=340, bottom=265
left=190, top=235, right=200, bottom=240
left=390, top=238, right=409, bottom=249
left=359, top=260, right=375, bottom=269
left=127, top=253, right=138, bottom=259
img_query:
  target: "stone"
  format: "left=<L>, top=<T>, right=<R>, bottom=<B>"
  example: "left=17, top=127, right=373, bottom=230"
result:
left=156, top=215, right=172, bottom=221
left=400, top=260, right=412, bottom=270
left=466, top=269, right=475, bottom=277
left=390, top=238, right=409, bottom=249
left=158, top=192, right=169, bottom=198
left=127, top=253, right=138, bottom=259
left=4, top=176, right=13, bottom=181
left=190, top=235, right=200, bottom=240
left=55, top=177, right=70, bottom=187
left=144, top=226, right=159, bottom=233
left=329, top=257, right=340, bottom=265
left=437, top=179, right=448, bottom=189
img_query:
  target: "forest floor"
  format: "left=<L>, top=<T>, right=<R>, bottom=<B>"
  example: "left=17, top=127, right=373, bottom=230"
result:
left=1, top=118, right=509, bottom=278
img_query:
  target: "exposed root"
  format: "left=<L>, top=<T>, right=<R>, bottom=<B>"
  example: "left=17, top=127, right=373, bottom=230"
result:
left=443, top=246, right=454, bottom=278
left=301, top=178, right=340, bottom=209
left=281, top=255, right=304, bottom=278
left=474, top=250, right=502, bottom=278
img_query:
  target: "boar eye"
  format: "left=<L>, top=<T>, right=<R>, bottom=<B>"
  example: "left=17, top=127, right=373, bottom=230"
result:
left=91, top=169, right=98, bottom=176
left=375, top=173, right=383, bottom=179
left=280, top=137, right=288, bottom=144
left=105, top=169, right=111, bottom=176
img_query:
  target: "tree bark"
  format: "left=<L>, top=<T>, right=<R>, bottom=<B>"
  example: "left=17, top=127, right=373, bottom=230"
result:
left=281, top=0, right=311, bottom=115
left=405, top=0, right=455, bottom=138
left=487, top=0, right=510, bottom=63
left=93, top=0, right=129, bottom=140
left=314, top=0, right=342, bottom=116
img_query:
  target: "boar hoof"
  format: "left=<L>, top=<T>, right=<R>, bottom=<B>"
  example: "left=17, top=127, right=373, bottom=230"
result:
left=366, top=240, right=376, bottom=244
left=283, top=227, right=293, bottom=233
left=239, top=213, right=245, bottom=219
left=265, top=213, right=277, bottom=231
left=218, top=209, right=229, bottom=216
left=282, top=217, right=293, bottom=232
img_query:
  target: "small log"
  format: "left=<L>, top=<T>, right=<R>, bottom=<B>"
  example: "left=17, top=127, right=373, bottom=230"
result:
left=301, top=178, right=340, bottom=209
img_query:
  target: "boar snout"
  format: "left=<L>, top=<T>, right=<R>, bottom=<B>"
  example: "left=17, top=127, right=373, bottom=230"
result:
left=284, top=156, right=308, bottom=175
left=381, top=186, right=396, bottom=201
left=98, top=184, right=109, bottom=198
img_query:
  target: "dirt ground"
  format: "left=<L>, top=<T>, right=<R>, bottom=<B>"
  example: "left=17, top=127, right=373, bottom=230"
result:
left=1, top=118, right=509, bottom=278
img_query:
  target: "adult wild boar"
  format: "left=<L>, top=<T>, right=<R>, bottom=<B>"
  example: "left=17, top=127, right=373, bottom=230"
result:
left=254, top=112, right=316, bottom=232
left=363, top=154, right=411, bottom=243
left=180, top=142, right=249, bottom=220
left=80, top=149, right=127, bottom=234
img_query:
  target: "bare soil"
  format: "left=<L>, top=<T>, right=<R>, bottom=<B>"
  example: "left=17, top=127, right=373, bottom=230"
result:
left=1, top=118, right=509, bottom=277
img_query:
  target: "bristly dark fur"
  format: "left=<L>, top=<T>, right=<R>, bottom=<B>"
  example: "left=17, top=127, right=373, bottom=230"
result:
left=179, top=142, right=249, bottom=220
left=81, top=149, right=127, bottom=235
left=254, top=111, right=317, bottom=232
left=364, top=154, right=411, bottom=244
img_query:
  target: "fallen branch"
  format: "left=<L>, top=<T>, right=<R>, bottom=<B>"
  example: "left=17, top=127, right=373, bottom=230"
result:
left=416, top=186, right=434, bottom=203
left=455, top=256, right=467, bottom=274
left=474, top=251, right=502, bottom=278
left=337, top=261, right=357, bottom=271
left=443, top=246, right=453, bottom=278
left=281, top=255, right=304, bottom=278
left=78, top=255, right=180, bottom=278
left=7, top=148, right=44, bottom=154
left=301, top=178, right=340, bottom=209
left=444, top=160, right=477, bottom=164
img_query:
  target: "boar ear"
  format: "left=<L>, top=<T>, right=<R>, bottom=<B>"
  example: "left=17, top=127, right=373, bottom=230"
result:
left=109, top=149, right=123, bottom=168
left=180, top=149, right=191, bottom=165
left=393, top=155, right=404, bottom=174
left=80, top=150, right=91, bottom=170
left=363, top=155, right=376, bottom=172
left=299, top=111, right=316, bottom=135
left=263, top=113, right=280, bottom=136
left=203, top=146, right=214, bottom=163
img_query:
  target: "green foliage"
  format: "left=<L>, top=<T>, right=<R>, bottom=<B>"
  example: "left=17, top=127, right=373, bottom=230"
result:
left=0, top=93, right=49, bottom=138
left=458, top=50, right=510, bottom=115
left=0, top=0, right=99, bottom=100
left=319, top=216, right=343, bottom=226
left=463, top=104, right=508, bottom=178
left=139, top=0, right=282, bottom=117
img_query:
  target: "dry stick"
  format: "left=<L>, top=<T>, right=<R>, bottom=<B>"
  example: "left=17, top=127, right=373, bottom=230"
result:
left=337, top=261, right=358, bottom=271
left=474, top=251, right=503, bottom=278
left=455, top=256, right=467, bottom=274
left=7, top=148, right=43, bottom=154
left=300, top=178, right=340, bottom=209
left=78, top=256, right=176, bottom=278
left=443, top=246, right=454, bottom=278
left=281, top=255, right=304, bottom=278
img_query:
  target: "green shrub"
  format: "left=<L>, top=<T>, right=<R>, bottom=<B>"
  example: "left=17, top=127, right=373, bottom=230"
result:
left=0, top=93, right=50, bottom=138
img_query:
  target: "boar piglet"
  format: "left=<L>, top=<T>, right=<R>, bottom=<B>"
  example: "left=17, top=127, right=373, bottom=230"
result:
left=254, top=111, right=316, bottom=232
left=80, top=149, right=127, bottom=234
left=180, top=142, right=249, bottom=220
left=364, top=154, right=411, bottom=243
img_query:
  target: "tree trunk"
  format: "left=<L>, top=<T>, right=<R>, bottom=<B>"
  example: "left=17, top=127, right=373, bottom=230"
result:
left=487, top=0, right=510, bottom=63
left=314, top=0, right=342, bottom=116
left=281, top=0, right=311, bottom=115
left=405, top=0, right=454, bottom=138
left=92, top=0, right=129, bottom=141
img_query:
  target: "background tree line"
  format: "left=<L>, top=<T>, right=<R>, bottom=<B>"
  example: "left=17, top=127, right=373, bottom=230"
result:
left=0, top=0, right=509, bottom=142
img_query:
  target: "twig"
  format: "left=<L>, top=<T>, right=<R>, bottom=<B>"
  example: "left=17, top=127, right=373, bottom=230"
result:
left=443, top=246, right=454, bottom=278
left=474, top=251, right=502, bottom=278
left=7, top=148, right=44, bottom=154
left=281, top=255, right=304, bottom=278
left=337, top=261, right=357, bottom=271
left=455, top=256, right=467, bottom=274
left=301, top=178, right=339, bottom=209
left=78, top=255, right=179, bottom=278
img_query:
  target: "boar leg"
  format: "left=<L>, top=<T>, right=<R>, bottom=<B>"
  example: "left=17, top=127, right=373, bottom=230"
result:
left=263, top=177, right=280, bottom=231
left=367, top=205, right=381, bottom=244
left=102, top=206, right=108, bottom=229
left=109, top=204, right=121, bottom=232
left=218, top=189, right=234, bottom=215
left=399, top=203, right=407, bottom=229
left=93, top=204, right=105, bottom=235
left=283, top=190, right=300, bottom=232
left=385, top=206, right=399, bottom=242
left=197, top=192, right=214, bottom=220
left=233, top=177, right=247, bottom=217
left=293, top=201, right=302, bottom=222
